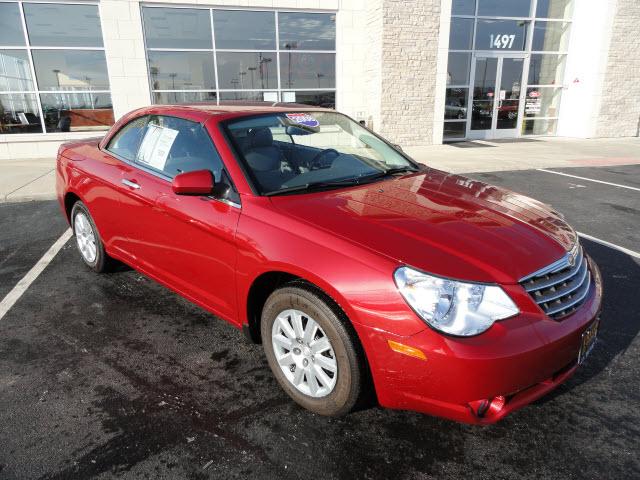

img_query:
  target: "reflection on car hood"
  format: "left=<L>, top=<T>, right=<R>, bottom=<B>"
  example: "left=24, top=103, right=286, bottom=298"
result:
left=269, top=169, right=578, bottom=284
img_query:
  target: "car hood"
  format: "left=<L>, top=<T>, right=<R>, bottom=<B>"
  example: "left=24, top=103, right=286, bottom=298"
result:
left=269, top=169, right=577, bottom=284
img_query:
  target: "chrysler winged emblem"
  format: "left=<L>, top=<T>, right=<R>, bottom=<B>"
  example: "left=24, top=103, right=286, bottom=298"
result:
left=567, top=245, right=578, bottom=267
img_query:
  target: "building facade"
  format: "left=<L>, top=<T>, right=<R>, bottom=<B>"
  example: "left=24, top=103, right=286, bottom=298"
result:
left=0, top=0, right=638, bottom=160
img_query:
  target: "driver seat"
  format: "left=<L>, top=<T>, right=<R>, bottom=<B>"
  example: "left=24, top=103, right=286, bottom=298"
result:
left=244, top=127, right=292, bottom=191
left=244, top=127, right=285, bottom=172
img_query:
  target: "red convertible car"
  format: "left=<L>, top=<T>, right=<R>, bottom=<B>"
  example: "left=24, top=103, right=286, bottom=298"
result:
left=56, top=105, right=602, bottom=424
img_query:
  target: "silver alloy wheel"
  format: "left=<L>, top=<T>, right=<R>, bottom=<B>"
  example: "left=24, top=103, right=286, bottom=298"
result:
left=271, top=308, right=338, bottom=398
left=74, top=211, right=97, bottom=264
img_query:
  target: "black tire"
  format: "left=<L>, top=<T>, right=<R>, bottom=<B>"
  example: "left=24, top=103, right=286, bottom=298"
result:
left=261, top=283, right=363, bottom=416
left=70, top=201, right=112, bottom=273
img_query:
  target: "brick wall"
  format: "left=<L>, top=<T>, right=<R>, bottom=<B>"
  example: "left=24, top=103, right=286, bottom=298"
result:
left=596, top=0, right=640, bottom=137
left=335, top=0, right=369, bottom=123
left=377, top=0, right=443, bottom=145
left=363, top=0, right=384, bottom=130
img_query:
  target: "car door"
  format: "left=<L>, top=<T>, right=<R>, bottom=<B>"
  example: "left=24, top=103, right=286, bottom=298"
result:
left=98, top=115, right=150, bottom=256
left=117, top=114, right=241, bottom=322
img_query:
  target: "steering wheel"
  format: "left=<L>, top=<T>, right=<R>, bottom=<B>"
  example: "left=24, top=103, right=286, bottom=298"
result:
left=308, top=148, right=340, bottom=170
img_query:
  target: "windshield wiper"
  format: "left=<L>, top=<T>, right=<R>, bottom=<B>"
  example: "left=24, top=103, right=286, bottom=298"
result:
left=264, top=166, right=420, bottom=197
left=386, top=166, right=420, bottom=174
left=365, top=165, right=420, bottom=180
left=265, top=178, right=364, bottom=196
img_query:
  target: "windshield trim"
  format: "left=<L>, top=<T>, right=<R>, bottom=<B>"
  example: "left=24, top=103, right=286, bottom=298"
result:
left=220, top=110, right=422, bottom=196
left=263, top=166, right=421, bottom=197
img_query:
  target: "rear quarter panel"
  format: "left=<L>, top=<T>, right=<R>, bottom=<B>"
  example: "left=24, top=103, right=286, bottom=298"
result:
left=57, top=138, right=129, bottom=252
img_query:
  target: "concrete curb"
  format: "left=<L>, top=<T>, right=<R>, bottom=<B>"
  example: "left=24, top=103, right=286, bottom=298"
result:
left=1, top=193, right=58, bottom=204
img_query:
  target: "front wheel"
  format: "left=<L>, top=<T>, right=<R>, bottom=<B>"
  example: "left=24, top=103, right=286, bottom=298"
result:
left=261, top=284, right=363, bottom=416
left=71, top=201, right=112, bottom=273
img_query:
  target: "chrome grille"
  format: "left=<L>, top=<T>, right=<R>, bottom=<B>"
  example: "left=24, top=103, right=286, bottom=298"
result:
left=520, top=244, right=591, bottom=319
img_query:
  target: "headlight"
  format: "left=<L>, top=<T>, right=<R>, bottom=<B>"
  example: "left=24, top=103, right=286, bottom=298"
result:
left=394, top=266, right=519, bottom=336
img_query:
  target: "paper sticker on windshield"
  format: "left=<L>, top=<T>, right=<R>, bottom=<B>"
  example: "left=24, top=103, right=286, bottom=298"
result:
left=285, top=113, right=319, bottom=128
left=137, top=124, right=179, bottom=171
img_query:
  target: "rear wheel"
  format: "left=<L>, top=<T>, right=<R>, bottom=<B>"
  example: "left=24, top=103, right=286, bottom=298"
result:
left=261, top=284, right=363, bottom=416
left=71, top=201, right=112, bottom=273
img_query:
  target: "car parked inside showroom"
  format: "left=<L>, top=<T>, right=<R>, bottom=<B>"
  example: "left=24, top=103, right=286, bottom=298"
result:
left=56, top=104, right=602, bottom=424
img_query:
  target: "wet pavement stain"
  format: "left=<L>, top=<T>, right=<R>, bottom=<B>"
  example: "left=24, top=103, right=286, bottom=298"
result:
left=602, top=202, right=640, bottom=215
left=37, top=384, right=290, bottom=480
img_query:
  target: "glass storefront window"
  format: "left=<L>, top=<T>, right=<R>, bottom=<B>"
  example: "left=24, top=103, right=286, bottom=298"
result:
left=452, top=0, right=476, bottom=16
left=524, top=87, right=561, bottom=118
left=500, top=57, right=525, bottom=98
left=282, top=91, right=335, bottom=108
left=528, top=54, right=566, bottom=85
left=153, top=91, right=217, bottom=104
left=279, top=52, right=335, bottom=89
left=472, top=57, right=497, bottom=100
left=0, top=3, right=25, bottom=46
left=219, top=91, right=277, bottom=102
left=536, top=0, right=573, bottom=19
left=278, top=12, right=336, bottom=51
left=143, top=7, right=336, bottom=108
left=31, top=50, right=110, bottom=91
left=40, top=92, right=113, bottom=132
left=23, top=3, right=103, bottom=47
left=213, top=10, right=276, bottom=50
left=478, top=0, right=531, bottom=17
left=449, top=18, right=474, bottom=50
left=532, top=21, right=570, bottom=51
left=0, top=93, right=41, bottom=133
left=0, top=2, right=112, bottom=135
left=143, top=8, right=212, bottom=50
left=0, top=50, right=34, bottom=91
left=447, top=52, right=471, bottom=85
left=475, top=20, right=528, bottom=51
left=148, top=52, right=215, bottom=90
left=470, top=57, right=497, bottom=130
left=523, top=118, right=557, bottom=135
left=444, top=121, right=467, bottom=139
left=444, top=0, right=572, bottom=140
left=217, top=52, right=277, bottom=90
left=445, top=88, right=468, bottom=120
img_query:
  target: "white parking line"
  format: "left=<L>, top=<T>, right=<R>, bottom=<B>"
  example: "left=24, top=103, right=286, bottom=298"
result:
left=578, top=232, right=640, bottom=260
left=537, top=169, right=640, bottom=192
left=0, top=229, right=72, bottom=321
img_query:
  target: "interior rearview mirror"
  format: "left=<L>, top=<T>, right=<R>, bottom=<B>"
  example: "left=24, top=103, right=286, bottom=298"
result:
left=285, top=125, right=313, bottom=136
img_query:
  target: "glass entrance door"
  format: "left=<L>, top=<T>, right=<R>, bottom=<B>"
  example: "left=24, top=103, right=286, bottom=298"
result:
left=468, top=55, right=526, bottom=139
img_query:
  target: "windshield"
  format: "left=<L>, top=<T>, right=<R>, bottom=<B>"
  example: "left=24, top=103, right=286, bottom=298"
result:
left=223, top=111, right=418, bottom=195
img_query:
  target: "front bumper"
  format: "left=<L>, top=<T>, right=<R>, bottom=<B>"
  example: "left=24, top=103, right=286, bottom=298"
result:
left=354, top=256, right=603, bottom=424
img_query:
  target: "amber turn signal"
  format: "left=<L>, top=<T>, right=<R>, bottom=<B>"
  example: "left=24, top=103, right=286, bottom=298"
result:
left=387, top=340, right=427, bottom=361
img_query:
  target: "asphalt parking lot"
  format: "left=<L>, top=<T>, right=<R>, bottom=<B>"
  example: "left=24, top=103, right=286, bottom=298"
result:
left=0, top=164, right=638, bottom=479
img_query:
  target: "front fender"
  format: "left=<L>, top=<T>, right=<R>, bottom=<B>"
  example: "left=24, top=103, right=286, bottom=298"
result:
left=235, top=196, right=427, bottom=338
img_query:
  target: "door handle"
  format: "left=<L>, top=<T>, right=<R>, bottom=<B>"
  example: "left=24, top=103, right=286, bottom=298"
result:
left=121, top=179, right=140, bottom=189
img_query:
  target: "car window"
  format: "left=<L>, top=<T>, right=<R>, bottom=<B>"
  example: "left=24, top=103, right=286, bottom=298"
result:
left=224, top=111, right=416, bottom=195
left=107, top=116, right=148, bottom=161
left=135, top=115, right=224, bottom=181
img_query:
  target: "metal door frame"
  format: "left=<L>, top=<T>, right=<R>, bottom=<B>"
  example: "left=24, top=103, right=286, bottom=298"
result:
left=467, top=51, right=529, bottom=140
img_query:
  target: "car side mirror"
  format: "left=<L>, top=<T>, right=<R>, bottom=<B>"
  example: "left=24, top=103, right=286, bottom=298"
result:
left=172, top=169, right=214, bottom=196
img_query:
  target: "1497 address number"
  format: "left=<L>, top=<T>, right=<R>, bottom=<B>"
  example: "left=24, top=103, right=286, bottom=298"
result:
left=489, top=34, right=516, bottom=49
